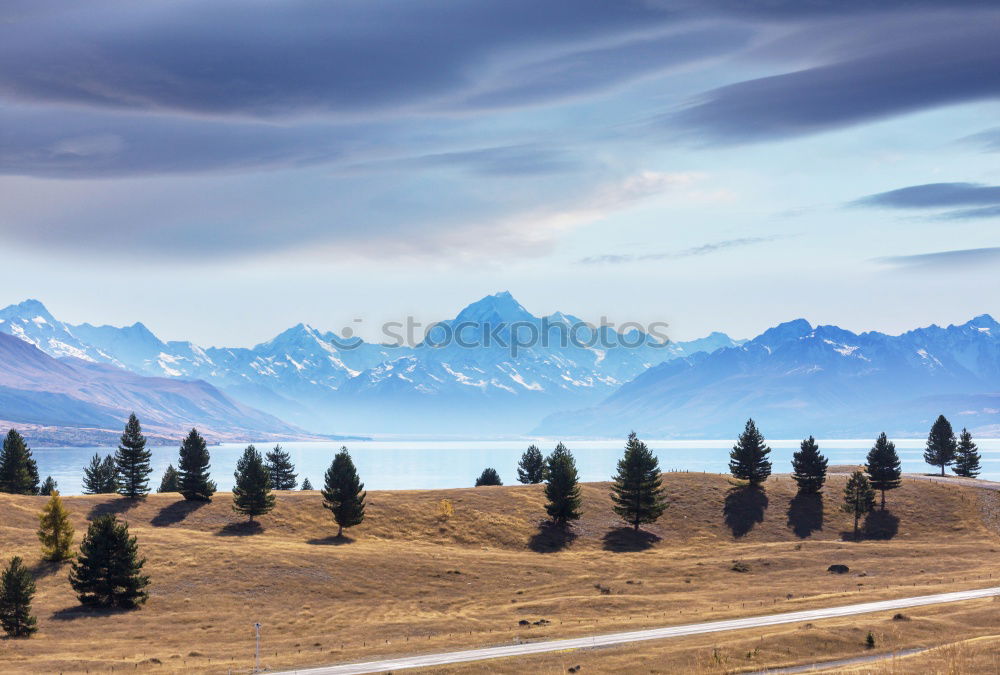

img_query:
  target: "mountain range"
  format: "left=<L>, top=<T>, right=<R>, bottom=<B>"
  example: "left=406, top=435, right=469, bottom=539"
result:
left=538, top=315, right=1000, bottom=438
left=3, top=295, right=998, bottom=440
left=0, top=294, right=738, bottom=436
left=0, top=330, right=308, bottom=446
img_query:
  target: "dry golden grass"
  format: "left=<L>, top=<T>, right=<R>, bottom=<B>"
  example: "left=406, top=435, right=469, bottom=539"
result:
left=0, top=473, right=998, bottom=673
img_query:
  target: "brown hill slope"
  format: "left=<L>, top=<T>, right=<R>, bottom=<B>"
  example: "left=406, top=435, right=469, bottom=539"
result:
left=1, top=473, right=998, bottom=673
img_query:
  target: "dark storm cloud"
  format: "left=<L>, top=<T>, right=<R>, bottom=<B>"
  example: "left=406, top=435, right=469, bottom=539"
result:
left=0, top=0, right=678, bottom=117
left=0, top=107, right=364, bottom=177
left=876, top=247, right=1000, bottom=270
left=853, top=183, right=1000, bottom=211
left=670, top=21, right=1000, bottom=143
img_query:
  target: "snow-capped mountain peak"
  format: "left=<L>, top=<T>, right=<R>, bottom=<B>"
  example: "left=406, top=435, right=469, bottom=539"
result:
left=451, top=291, right=534, bottom=325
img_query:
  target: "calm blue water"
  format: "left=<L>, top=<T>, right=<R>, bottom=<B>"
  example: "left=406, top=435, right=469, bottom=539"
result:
left=30, top=438, right=1000, bottom=495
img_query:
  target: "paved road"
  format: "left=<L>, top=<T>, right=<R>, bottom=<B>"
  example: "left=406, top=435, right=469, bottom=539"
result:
left=275, top=586, right=1000, bottom=675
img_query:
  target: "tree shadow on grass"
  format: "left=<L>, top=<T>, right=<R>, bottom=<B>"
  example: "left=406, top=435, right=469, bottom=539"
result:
left=786, top=492, right=824, bottom=538
left=601, top=527, right=661, bottom=552
left=51, top=606, right=132, bottom=622
left=723, top=485, right=768, bottom=538
left=306, top=534, right=355, bottom=546
left=29, top=559, right=67, bottom=580
left=215, top=521, right=264, bottom=537
left=863, top=509, right=900, bottom=540
left=87, top=497, right=138, bottom=520
left=151, top=499, right=207, bottom=527
left=528, top=521, right=578, bottom=553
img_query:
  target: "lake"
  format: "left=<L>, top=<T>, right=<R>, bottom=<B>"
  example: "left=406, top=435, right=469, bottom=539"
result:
left=29, top=438, right=1000, bottom=495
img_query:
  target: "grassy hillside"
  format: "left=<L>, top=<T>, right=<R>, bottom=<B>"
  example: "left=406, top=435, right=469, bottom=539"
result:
left=1, top=473, right=998, bottom=673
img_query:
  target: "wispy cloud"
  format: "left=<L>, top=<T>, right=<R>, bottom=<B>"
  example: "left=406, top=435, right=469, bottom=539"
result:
left=667, top=15, right=1000, bottom=143
left=851, top=182, right=1000, bottom=220
left=875, top=247, right=1000, bottom=270
left=853, top=182, right=1000, bottom=209
left=579, top=236, right=778, bottom=265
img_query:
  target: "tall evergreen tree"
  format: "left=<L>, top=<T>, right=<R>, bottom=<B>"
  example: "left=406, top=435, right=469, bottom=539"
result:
left=82, top=453, right=118, bottom=494
left=264, top=445, right=298, bottom=490
left=157, top=464, right=180, bottom=493
left=610, top=432, right=666, bottom=531
left=232, top=445, right=274, bottom=523
left=37, top=490, right=74, bottom=562
left=842, top=470, right=875, bottom=540
left=300, top=477, right=313, bottom=491
left=177, top=428, right=216, bottom=501
left=791, top=436, right=828, bottom=493
left=69, top=515, right=149, bottom=609
left=954, top=428, right=982, bottom=478
left=865, top=432, right=902, bottom=509
left=475, top=467, right=503, bottom=486
left=924, top=414, right=957, bottom=476
left=544, top=443, right=582, bottom=525
left=322, top=447, right=366, bottom=537
left=115, top=413, right=152, bottom=498
left=39, top=476, right=57, bottom=496
left=517, top=445, right=545, bottom=484
left=0, top=556, right=37, bottom=637
left=0, top=429, right=40, bottom=495
left=729, top=419, right=772, bottom=485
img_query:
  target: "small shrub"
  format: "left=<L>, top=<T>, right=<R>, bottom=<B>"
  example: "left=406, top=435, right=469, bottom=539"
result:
left=865, top=631, right=876, bottom=649
left=892, top=613, right=910, bottom=621
left=437, top=499, right=454, bottom=520
left=731, top=560, right=750, bottom=573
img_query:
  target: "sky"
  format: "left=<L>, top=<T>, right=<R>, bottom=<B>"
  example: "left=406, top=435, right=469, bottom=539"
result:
left=1, top=0, right=999, bottom=346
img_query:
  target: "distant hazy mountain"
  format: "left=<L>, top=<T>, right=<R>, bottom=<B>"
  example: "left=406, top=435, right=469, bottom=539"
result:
left=0, top=331, right=310, bottom=446
left=537, top=315, right=1000, bottom=438
left=0, top=294, right=740, bottom=434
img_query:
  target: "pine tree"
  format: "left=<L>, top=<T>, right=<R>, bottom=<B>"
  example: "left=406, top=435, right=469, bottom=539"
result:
left=39, top=476, right=57, bottom=496
left=0, top=429, right=40, bottom=495
left=544, top=443, right=582, bottom=525
left=37, top=490, right=74, bottom=562
left=264, top=445, right=298, bottom=490
left=842, top=470, right=875, bottom=540
left=301, top=477, right=313, bottom=490
left=69, top=515, right=149, bottom=609
left=322, top=447, right=366, bottom=537
left=115, top=413, right=152, bottom=498
left=610, top=432, right=666, bottom=531
left=517, top=445, right=545, bottom=484
left=82, top=453, right=118, bottom=494
left=791, top=436, right=828, bottom=493
left=865, top=432, right=902, bottom=509
left=177, top=428, right=216, bottom=501
left=157, top=464, right=180, bottom=493
left=0, top=556, right=37, bottom=637
left=729, top=419, right=772, bottom=485
left=954, top=428, right=981, bottom=478
left=232, top=445, right=274, bottom=523
left=475, top=468, right=503, bottom=486
left=924, top=414, right=957, bottom=476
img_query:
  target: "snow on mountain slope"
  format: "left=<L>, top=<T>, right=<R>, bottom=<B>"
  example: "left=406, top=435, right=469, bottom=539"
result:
left=0, top=331, right=307, bottom=444
left=0, top=294, right=740, bottom=434
left=537, top=315, right=1000, bottom=438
